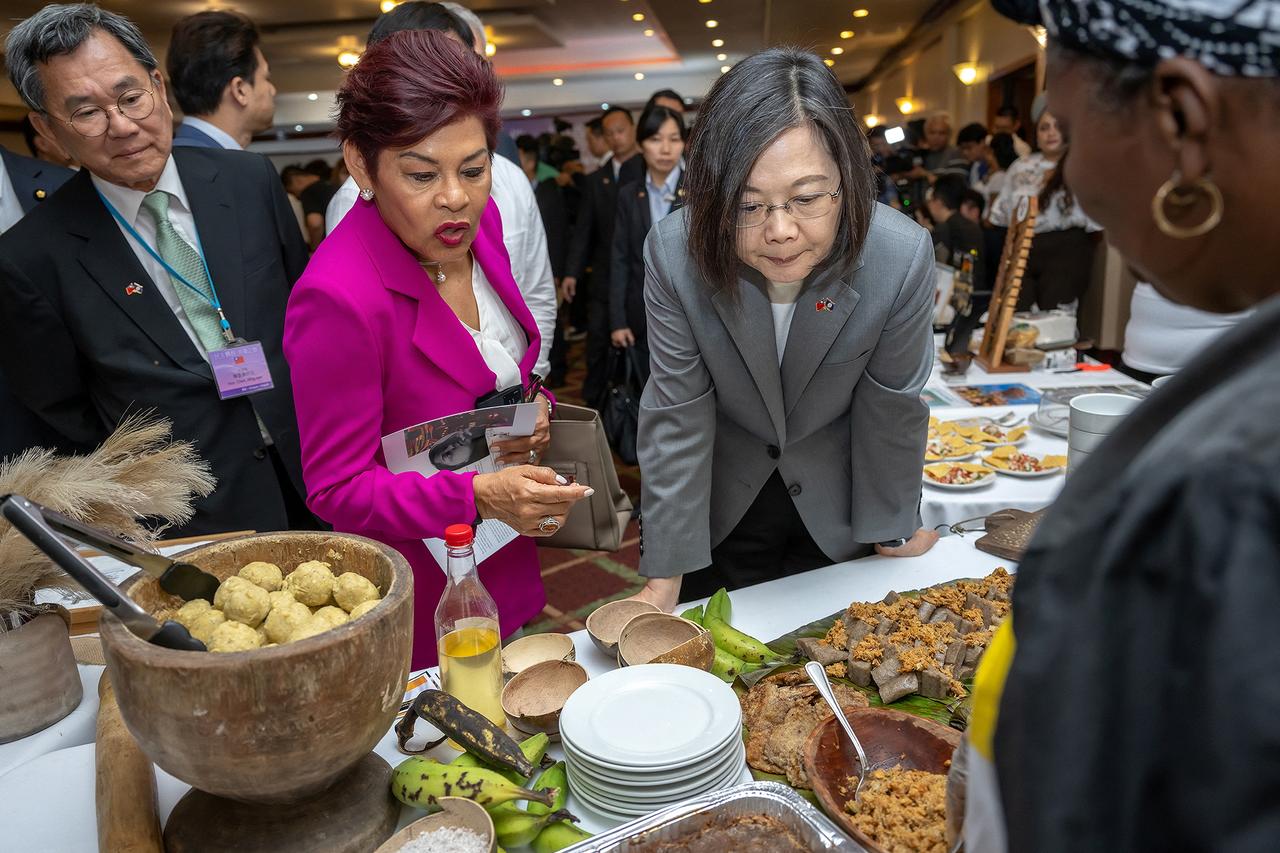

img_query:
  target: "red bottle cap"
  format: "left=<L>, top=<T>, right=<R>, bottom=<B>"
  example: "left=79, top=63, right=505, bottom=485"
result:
left=444, top=524, right=474, bottom=548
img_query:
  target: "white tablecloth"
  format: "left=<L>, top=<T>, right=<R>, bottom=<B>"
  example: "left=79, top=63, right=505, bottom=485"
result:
left=0, top=535, right=1011, bottom=851
left=0, top=665, right=102, bottom=779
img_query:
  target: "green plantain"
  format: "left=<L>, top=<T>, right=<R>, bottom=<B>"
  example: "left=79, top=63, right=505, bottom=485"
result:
left=531, top=820, right=594, bottom=853
left=704, top=613, right=781, bottom=663
left=525, top=761, right=568, bottom=816
left=710, top=645, right=762, bottom=682
left=494, top=808, right=577, bottom=848
left=706, top=588, right=731, bottom=623
left=391, top=757, right=554, bottom=811
left=679, top=604, right=704, bottom=625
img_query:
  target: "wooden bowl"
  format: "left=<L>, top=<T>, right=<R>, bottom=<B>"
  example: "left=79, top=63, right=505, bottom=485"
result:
left=99, top=532, right=413, bottom=805
left=501, top=632, right=576, bottom=680
left=802, top=707, right=962, bottom=853
left=501, top=659, right=589, bottom=738
left=616, top=612, right=714, bottom=671
left=374, top=797, right=495, bottom=853
left=585, top=599, right=660, bottom=656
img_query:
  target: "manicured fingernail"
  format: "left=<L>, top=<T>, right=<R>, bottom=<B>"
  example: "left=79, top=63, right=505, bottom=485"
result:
left=555, top=475, right=568, bottom=485
left=584, top=488, right=595, bottom=497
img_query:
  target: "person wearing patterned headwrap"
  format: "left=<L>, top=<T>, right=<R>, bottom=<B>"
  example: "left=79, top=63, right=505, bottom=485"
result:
left=948, top=2, right=1280, bottom=851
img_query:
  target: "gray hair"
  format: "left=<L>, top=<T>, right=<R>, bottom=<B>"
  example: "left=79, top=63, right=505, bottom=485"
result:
left=4, top=4, right=158, bottom=113
left=440, top=2, right=485, bottom=51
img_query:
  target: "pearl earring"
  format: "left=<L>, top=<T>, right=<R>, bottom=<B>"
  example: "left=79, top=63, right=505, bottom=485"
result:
left=359, top=187, right=374, bottom=201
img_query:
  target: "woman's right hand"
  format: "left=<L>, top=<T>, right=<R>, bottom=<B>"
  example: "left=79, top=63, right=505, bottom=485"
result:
left=473, top=466, right=593, bottom=537
left=611, top=328, right=635, bottom=348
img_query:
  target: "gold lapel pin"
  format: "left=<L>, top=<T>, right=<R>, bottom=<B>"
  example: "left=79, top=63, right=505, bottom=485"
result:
left=34, top=188, right=47, bottom=200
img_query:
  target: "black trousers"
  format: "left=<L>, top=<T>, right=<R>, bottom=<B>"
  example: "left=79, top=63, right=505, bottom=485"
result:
left=680, top=471, right=852, bottom=601
left=268, top=445, right=324, bottom=531
left=583, top=293, right=613, bottom=406
left=1017, top=228, right=1097, bottom=311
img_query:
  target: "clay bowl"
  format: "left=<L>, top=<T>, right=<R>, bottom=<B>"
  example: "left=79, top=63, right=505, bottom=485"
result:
left=585, top=599, right=660, bottom=657
left=501, top=632, right=576, bottom=680
left=99, top=532, right=413, bottom=805
left=802, top=707, right=962, bottom=853
left=616, top=612, right=715, bottom=671
left=374, top=797, right=495, bottom=853
left=501, top=659, right=589, bottom=738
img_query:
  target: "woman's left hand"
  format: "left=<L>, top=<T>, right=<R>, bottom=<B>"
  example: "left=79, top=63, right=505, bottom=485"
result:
left=491, top=393, right=552, bottom=465
left=875, top=528, right=940, bottom=558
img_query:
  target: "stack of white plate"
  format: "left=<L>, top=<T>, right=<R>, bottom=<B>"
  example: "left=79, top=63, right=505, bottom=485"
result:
left=559, top=664, right=746, bottom=821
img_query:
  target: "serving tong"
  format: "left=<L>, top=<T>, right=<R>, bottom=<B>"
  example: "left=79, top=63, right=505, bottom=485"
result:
left=0, top=494, right=209, bottom=650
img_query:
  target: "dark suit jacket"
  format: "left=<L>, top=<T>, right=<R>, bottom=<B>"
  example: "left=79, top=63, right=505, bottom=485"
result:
left=0, top=146, right=74, bottom=460
left=564, top=162, right=623, bottom=295
left=532, top=179, right=568, bottom=279
left=609, top=173, right=686, bottom=334
left=0, top=146, right=311, bottom=535
left=171, top=121, right=222, bottom=149
left=617, top=153, right=644, bottom=188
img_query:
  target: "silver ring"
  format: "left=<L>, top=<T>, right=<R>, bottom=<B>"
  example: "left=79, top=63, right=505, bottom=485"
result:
left=528, top=450, right=537, bottom=463
left=537, top=516, right=561, bottom=534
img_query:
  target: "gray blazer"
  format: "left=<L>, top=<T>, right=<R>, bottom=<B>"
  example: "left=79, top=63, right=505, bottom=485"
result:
left=637, top=203, right=935, bottom=577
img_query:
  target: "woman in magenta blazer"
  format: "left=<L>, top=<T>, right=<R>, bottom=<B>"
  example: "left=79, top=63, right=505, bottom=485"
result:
left=283, top=30, right=589, bottom=667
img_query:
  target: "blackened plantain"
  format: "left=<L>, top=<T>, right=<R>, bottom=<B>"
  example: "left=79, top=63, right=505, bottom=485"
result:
left=396, top=689, right=534, bottom=776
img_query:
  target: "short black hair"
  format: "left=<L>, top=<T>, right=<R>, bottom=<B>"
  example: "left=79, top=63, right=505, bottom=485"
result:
left=685, top=47, right=876, bottom=298
left=368, top=1, right=472, bottom=47
left=586, top=116, right=604, bottom=134
left=930, top=174, right=967, bottom=212
left=280, top=165, right=307, bottom=186
left=960, top=188, right=986, bottom=217
left=989, top=132, right=1019, bottom=170
left=515, top=134, right=539, bottom=154
left=166, top=10, right=262, bottom=117
left=635, top=104, right=686, bottom=145
left=995, top=105, right=1019, bottom=121
left=602, top=106, right=633, bottom=125
left=304, top=158, right=332, bottom=179
left=957, top=122, right=988, bottom=146
left=646, top=88, right=684, bottom=108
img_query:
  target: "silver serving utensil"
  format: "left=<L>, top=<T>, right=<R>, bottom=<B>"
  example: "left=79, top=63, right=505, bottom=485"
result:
left=804, top=660, right=871, bottom=800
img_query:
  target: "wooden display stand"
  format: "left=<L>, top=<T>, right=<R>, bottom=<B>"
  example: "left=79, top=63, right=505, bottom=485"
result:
left=976, top=197, right=1038, bottom=373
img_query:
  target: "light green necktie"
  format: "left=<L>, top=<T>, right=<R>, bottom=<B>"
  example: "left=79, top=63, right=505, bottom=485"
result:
left=139, top=190, right=225, bottom=353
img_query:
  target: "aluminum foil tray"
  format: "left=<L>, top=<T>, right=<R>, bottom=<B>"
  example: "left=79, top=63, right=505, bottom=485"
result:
left=564, top=781, right=864, bottom=851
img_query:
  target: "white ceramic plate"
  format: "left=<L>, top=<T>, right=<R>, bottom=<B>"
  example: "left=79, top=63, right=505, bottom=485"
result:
left=1028, top=410, right=1069, bottom=438
left=558, top=665, right=741, bottom=768
left=981, top=456, right=1065, bottom=478
left=568, top=752, right=748, bottom=815
left=566, top=741, right=745, bottom=796
left=560, top=723, right=740, bottom=778
left=922, top=472, right=996, bottom=491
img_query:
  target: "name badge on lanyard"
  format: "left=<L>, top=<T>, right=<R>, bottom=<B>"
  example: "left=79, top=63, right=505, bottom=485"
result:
left=96, top=187, right=275, bottom=400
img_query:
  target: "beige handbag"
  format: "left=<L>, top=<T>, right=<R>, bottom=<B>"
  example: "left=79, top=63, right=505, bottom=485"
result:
left=537, top=404, right=633, bottom=551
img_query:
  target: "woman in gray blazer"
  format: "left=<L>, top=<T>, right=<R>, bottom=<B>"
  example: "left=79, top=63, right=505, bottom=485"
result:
left=632, top=47, right=939, bottom=611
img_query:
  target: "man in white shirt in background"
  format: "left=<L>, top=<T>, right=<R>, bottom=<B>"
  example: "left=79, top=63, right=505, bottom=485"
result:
left=325, top=2, right=556, bottom=375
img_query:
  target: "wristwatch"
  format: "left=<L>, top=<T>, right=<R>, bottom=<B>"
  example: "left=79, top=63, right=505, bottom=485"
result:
left=877, top=537, right=908, bottom=549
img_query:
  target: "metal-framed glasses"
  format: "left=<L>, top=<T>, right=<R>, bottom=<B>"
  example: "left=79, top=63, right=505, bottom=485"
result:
left=736, top=188, right=842, bottom=228
left=60, top=88, right=156, bottom=138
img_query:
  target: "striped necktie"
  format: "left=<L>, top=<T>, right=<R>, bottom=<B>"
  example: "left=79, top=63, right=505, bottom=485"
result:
left=139, top=190, right=225, bottom=353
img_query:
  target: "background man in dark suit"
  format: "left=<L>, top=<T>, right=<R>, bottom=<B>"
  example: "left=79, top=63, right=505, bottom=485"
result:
left=167, top=10, right=276, bottom=151
left=0, top=4, right=314, bottom=535
left=0, top=144, right=74, bottom=459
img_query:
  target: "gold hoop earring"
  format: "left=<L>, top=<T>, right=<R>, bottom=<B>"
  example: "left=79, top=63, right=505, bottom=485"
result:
left=1151, top=173, right=1223, bottom=239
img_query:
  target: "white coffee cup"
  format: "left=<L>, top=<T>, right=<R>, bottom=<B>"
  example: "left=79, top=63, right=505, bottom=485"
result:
left=1067, top=445, right=1092, bottom=476
left=1069, top=393, right=1141, bottom=434
left=1067, top=428, right=1111, bottom=453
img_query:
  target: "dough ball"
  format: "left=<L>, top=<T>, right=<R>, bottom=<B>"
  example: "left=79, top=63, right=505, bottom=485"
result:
left=217, top=579, right=270, bottom=628
left=290, top=615, right=332, bottom=642
left=213, top=576, right=253, bottom=609
left=348, top=599, right=380, bottom=620
left=173, top=598, right=212, bottom=629
left=238, top=561, right=284, bottom=592
left=333, top=572, right=380, bottom=613
left=284, top=561, right=335, bottom=607
left=208, top=620, right=263, bottom=653
left=263, top=601, right=312, bottom=644
left=312, top=605, right=349, bottom=628
left=256, top=625, right=270, bottom=645
left=188, top=609, right=227, bottom=645
left=268, top=590, right=296, bottom=610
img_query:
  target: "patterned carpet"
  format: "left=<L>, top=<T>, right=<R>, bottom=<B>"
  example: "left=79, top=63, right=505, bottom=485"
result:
left=529, top=335, right=645, bottom=634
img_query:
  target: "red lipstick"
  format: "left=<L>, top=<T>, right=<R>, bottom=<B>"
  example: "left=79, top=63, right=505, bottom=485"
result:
left=434, top=220, right=470, bottom=247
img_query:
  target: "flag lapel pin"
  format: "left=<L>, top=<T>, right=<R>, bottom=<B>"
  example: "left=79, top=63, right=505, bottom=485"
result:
left=125, top=282, right=144, bottom=296
left=816, top=297, right=835, bottom=312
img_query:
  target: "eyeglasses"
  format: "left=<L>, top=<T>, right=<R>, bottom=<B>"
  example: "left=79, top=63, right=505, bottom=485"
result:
left=736, top=188, right=841, bottom=228
left=58, top=88, right=156, bottom=138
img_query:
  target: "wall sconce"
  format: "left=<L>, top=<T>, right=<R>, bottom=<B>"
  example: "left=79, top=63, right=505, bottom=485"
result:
left=864, top=115, right=881, bottom=128
left=337, top=50, right=361, bottom=69
left=895, top=97, right=917, bottom=115
left=952, top=62, right=979, bottom=86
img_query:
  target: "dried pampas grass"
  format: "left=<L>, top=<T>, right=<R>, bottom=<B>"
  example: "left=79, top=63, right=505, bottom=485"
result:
left=0, top=415, right=215, bottom=625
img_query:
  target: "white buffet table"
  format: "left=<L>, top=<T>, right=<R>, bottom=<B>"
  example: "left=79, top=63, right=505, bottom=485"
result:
left=0, top=534, right=1012, bottom=852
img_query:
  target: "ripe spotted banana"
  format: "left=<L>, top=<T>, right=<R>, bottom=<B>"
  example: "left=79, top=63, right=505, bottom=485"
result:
left=451, top=731, right=551, bottom=784
left=391, top=757, right=554, bottom=811
left=396, top=689, right=533, bottom=777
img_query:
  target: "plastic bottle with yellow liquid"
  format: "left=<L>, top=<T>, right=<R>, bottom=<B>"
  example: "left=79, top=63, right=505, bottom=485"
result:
left=435, top=523, right=504, bottom=726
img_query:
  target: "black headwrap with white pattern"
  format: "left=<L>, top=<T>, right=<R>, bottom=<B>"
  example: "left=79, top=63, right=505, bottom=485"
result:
left=991, top=0, right=1280, bottom=77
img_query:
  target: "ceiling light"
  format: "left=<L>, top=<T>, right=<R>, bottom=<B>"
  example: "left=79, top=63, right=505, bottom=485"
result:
left=716, top=52, right=727, bottom=60
left=632, top=12, right=645, bottom=21
left=294, top=124, right=304, bottom=132
left=952, top=62, right=979, bottom=85
left=379, top=0, right=397, bottom=12
left=552, top=77, right=564, bottom=86
left=634, top=72, right=645, bottom=80
left=720, top=65, right=731, bottom=73
left=864, top=115, right=880, bottom=128
left=853, top=8, right=870, bottom=17
left=895, top=97, right=916, bottom=114
left=831, top=46, right=844, bottom=55
left=307, top=92, right=319, bottom=101
left=643, top=28, right=654, bottom=36
left=705, top=19, right=718, bottom=28
left=840, top=30, right=854, bottom=39
left=700, top=0, right=713, bottom=3
left=601, top=102, right=610, bottom=109
left=824, top=58, right=835, bottom=67
left=521, top=109, right=532, bottom=117
left=485, top=42, right=496, bottom=56
left=337, top=50, right=361, bottom=68
left=711, top=38, right=724, bottom=47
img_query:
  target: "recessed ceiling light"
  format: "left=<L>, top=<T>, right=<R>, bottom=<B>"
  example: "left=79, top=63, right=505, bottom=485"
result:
left=337, top=49, right=361, bottom=68
left=379, top=0, right=397, bottom=12
left=632, top=12, right=645, bottom=21
left=716, top=52, right=727, bottom=60
left=841, top=30, right=854, bottom=39
left=705, top=19, right=718, bottom=28
left=634, top=72, right=645, bottom=80
left=824, top=58, right=835, bottom=67
left=700, top=0, right=713, bottom=4
left=853, top=8, right=870, bottom=17
left=711, top=38, right=724, bottom=47
left=601, top=102, right=610, bottom=109
left=643, top=28, right=654, bottom=36
left=521, top=108, right=532, bottom=116
left=552, top=77, right=564, bottom=86
left=294, top=124, right=304, bottom=131
left=831, top=46, right=844, bottom=55
left=307, top=92, right=319, bottom=101
left=720, top=65, right=731, bottom=73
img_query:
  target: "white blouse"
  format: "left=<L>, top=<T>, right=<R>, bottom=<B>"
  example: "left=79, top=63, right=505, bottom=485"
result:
left=987, top=152, right=1102, bottom=235
left=767, top=280, right=802, bottom=365
left=459, top=262, right=528, bottom=390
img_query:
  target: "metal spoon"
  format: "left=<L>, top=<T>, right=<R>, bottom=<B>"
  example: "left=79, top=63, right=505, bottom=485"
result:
left=805, top=660, right=871, bottom=799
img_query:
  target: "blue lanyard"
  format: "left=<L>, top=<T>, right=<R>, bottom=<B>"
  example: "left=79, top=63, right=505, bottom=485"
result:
left=95, top=187, right=234, bottom=342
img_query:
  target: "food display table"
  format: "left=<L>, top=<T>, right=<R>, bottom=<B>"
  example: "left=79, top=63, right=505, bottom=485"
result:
left=0, top=534, right=1011, bottom=851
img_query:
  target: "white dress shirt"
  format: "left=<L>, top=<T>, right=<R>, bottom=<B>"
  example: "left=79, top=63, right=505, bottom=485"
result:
left=180, top=116, right=241, bottom=150
left=987, top=152, right=1102, bottom=234
left=0, top=158, right=25, bottom=234
left=326, top=153, right=555, bottom=377
left=464, top=262, right=527, bottom=391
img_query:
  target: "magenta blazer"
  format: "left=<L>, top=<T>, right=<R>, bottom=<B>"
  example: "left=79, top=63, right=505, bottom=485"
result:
left=283, top=197, right=545, bottom=668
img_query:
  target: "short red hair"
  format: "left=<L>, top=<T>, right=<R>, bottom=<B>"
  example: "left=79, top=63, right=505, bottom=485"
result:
left=336, top=29, right=502, bottom=175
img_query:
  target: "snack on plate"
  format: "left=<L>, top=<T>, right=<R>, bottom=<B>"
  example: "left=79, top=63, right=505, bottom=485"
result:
left=847, top=767, right=948, bottom=853
left=923, top=436, right=982, bottom=462
left=922, top=462, right=992, bottom=486
left=954, top=423, right=1029, bottom=445
left=983, top=445, right=1067, bottom=472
